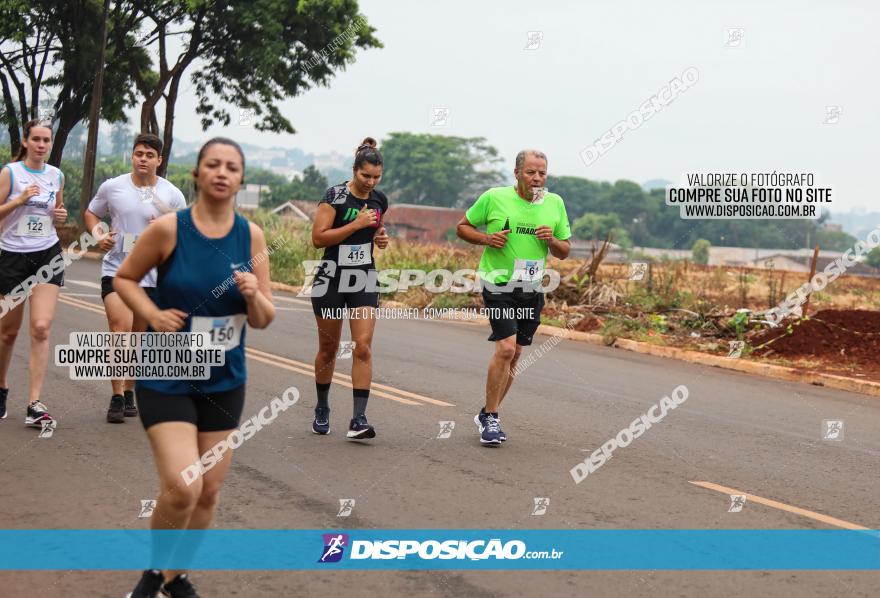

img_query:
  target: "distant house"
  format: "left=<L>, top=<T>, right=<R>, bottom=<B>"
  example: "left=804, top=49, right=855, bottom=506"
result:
left=753, top=253, right=880, bottom=277
left=381, top=204, right=465, bottom=242
left=271, top=200, right=313, bottom=222
left=235, top=184, right=269, bottom=209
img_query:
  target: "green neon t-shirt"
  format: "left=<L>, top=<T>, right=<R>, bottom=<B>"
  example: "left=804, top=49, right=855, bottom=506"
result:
left=464, top=186, right=572, bottom=284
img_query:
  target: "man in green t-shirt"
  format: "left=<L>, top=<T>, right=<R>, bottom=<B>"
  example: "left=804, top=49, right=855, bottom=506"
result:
left=456, top=149, right=571, bottom=446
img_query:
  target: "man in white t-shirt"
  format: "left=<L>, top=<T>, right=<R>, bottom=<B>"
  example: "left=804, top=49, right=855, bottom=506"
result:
left=84, top=133, right=186, bottom=423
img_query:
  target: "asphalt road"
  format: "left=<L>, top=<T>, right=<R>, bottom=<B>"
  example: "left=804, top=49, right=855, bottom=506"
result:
left=0, top=257, right=878, bottom=597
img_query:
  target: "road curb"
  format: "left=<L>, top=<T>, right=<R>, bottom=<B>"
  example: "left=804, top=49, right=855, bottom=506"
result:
left=75, top=252, right=880, bottom=397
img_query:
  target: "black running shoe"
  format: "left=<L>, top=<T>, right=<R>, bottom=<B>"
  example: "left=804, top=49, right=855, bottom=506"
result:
left=347, top=415, right=376, bottom=440
left=0, top=387, right=7, bottom=420
left=127, top=569, right=165, bottom=598
left=162, top=573, right=200, bottom=598
left=124, top=390, right=138, bottom=417
left=312, top=406, right=330, bottom=435
left=107, top=395, right=125, bottom=423
left=25, top=400, right=53, bottom=428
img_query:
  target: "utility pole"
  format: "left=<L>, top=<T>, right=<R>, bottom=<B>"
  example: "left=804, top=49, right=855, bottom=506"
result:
left=79, top=0, right=111, bottom=225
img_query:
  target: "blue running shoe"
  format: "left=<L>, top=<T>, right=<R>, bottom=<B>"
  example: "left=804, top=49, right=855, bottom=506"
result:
left=480, top=414, right=502, bottom=445
left=347, top=415, right=376, bottom=440
left=312, top=406, right=330, bottom=435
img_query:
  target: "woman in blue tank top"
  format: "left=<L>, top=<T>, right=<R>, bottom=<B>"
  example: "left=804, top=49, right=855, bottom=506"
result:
left=115, top=138, right=276, bottom=598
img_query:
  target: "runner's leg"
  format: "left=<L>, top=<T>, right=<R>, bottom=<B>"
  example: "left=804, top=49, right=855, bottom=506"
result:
left=0, top=299, right=25, bottom=389
left=27, top=284, right=60, bottom=404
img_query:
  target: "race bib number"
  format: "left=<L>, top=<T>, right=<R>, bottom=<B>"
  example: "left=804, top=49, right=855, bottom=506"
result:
left=190, top=314, right=246, bottom=351
left=17, top=215, right=51, bottom=237
left=513, top=258, right=545, bottom=282
left=122, top=233, right=139, bottom=253
left=338, top=243, right=371, bottom=266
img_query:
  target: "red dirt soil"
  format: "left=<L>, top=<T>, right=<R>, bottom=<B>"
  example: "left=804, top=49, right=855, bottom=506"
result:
left=751, top=309, right=880, bottom=382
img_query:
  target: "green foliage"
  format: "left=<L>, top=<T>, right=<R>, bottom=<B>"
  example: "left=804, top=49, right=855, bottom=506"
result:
left=728, top=311, right=749, bottom=339
left=866, top=246, right=880, bottom=268
left=691, top=238, right=710, bottom=264
left=572, top=212, right=631, bottom=247
left=815, top=228, right=858, bottom=252
left=379, top=132, right=504, bottom=207
left=259, top=165, right=329, bottom=208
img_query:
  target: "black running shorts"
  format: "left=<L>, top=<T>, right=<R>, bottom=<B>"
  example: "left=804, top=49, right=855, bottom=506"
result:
left=100, top=276, right=157, bottom=302
left=481, top=287, right=545, bottom=346
left=136, top=384, right=245, bottom=432
left=0, top=241, right=64, bottom=294
left=310, top=274, right=379, bottom=318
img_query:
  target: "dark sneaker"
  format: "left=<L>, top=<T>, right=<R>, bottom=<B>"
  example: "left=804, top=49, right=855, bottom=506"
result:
left=312, top=406, right=330, bottom=435
left=347, top=415, right=376, bottom=440
left=474, top=410, right=488, bottom=433
left=475, top=409, right=506, bottom=441
left=0, top=387, right=7, bottom=419
left=162, top=573, right=200, bottom=598
left=107, top=395, right=125, bottom=423
left=480, top=414, right=502, bottom=445
left=124, top=390, right=138, bottom=417
left=127, top=569, right=165, bottom=598
left=25, top=400, right=53, bottom=428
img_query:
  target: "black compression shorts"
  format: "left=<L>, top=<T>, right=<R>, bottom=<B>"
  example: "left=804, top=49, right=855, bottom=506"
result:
left=136, top=384, right=245, bottom=432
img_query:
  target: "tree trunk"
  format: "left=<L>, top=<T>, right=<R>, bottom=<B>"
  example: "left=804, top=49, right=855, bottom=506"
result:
left=48, top=103, right=79, bottom=167
left=0, top=72, right=21, bottom=157
left=159, top=72, right=183, bottom=177
left=79, top=0, right=111, bottom=223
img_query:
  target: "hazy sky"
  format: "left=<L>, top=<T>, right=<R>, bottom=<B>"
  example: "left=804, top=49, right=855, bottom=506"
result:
left=165, top=0, right=879, bottom=211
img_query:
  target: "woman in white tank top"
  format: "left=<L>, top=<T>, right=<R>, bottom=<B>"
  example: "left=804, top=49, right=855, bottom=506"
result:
left=0, top=119, right=69, bottom=428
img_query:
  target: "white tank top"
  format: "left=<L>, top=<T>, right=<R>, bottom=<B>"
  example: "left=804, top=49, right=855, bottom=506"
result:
left=1, top=161, right=63, bottom=252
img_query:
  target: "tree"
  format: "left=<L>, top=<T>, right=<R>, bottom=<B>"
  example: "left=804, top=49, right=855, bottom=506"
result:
left=691, top=238, right=711, bottom=264
left=572, top=212, right=631, bottom=248
left=380, top=132, right=504, bottom=206
left=866, top=247, right=880, bottom=269
left=815, top=228, right=857, bottom=252
left=0, top=0, right=146, bottom=162
left=115, top=1, right=381, bottom=175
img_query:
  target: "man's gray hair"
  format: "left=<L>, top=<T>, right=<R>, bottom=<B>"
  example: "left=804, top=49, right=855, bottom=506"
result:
left=515, top=149, right=548, bottom=171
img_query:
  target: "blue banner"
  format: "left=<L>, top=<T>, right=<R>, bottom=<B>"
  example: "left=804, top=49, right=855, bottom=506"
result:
left=1, top=530, right=877, bottom=570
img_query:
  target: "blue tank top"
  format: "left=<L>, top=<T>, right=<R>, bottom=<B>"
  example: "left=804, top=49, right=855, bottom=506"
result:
left=137, top=207, right=251, bottom=394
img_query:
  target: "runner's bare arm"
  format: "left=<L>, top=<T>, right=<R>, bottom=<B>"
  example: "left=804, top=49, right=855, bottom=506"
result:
left=237, top=222, right=275, bottom=329
left=114, top=212, right=185, bottom=331
left=311, top=203, right=374, bottom=248
left=52, top=173, right=67, bottom=224
left=457, top=215, right=508, bottom=248
left=0, top=167, right=33, bottom=221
